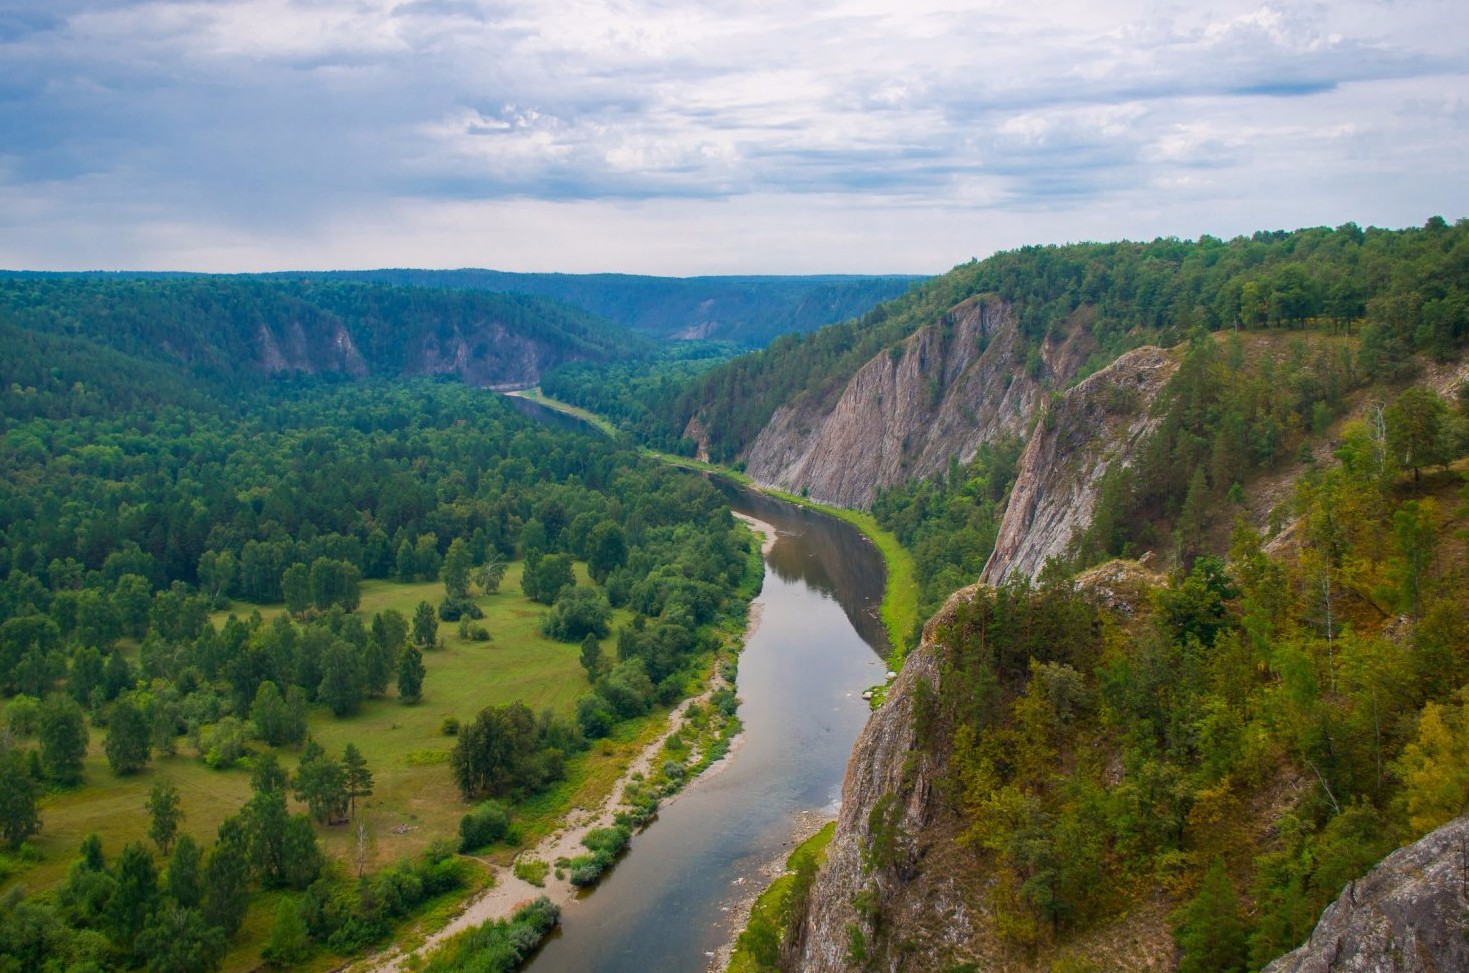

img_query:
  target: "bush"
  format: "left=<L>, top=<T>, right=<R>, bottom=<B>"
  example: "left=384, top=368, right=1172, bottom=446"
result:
left=441, top=716, right=460, bottom=736
left=513, top=857, right=549, bottom=887
left=438, top=597, right=484, bottom=622
left=459, top=801, right=512, bottom=852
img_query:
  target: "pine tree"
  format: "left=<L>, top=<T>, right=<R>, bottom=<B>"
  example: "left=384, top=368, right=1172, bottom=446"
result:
left=342, top=743, right=373, bottom=818
left=1174, top=858, right=1248, bottom=973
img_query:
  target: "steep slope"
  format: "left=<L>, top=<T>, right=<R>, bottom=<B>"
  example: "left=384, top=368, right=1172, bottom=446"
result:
left=981, top=345, right=1178, bottom=582
left=258, top=269, right=921, bottom=346
left=742, top=297, right=1089, bottom=507
left=1262, top=814, right=1469, bottom=973
left=0, top=276, right=637, bottom=396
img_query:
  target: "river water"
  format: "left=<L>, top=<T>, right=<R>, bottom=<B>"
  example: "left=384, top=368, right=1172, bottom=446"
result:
left=522, top=477, right=889, bottom=973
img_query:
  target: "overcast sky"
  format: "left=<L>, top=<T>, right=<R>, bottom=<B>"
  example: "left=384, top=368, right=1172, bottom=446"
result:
left=1, top=0, right=1465, bottom=274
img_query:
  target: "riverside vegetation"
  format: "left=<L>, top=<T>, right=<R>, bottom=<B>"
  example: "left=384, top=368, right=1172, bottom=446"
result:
left=0, top=350, right=760, bottom=973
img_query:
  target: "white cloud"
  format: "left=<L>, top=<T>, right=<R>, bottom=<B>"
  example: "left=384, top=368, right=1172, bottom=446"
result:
left=0, top=0, right=1465, bottom=272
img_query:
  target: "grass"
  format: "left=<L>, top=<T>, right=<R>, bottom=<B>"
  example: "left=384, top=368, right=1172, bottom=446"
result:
left=8, top=561, right=650, bottom=969
left=507, top=387, right=620, bottom=437
left=726, top=821, right=837, bottom=973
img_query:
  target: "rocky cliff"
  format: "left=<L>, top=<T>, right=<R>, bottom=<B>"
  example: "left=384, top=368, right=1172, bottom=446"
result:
left=744, top=297, right=1090, bottom=507
left=786, top=590, right=963, bottom=973
left=1262, top=814, right=1469, bottom=973
left=981, top=345, right=1178, bottom=583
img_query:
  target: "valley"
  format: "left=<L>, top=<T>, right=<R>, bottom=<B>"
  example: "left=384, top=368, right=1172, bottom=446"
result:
left=3, top=221, right=1469, bottom=973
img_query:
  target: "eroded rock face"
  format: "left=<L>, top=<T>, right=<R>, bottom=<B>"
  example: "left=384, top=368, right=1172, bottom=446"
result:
left=744, top=298, right=1064, bottom=508
left=981, top=345, right=1177, bottom=584
left=788, top=589, right=967, bottom=973
left=1262, top=814, right=1469, bottom=973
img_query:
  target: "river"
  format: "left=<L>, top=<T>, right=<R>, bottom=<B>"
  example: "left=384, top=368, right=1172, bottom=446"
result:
left=521, top=477, right=889, bottom=973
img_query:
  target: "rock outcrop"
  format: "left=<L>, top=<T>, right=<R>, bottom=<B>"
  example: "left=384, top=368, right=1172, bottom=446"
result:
left=744, top=298, right=1086, bottom=508
left=1262, top=814, right=1469, bottom=973
left=981, top=345, right=1177, bottom=583
left=788, top=588, right=970, bottom=973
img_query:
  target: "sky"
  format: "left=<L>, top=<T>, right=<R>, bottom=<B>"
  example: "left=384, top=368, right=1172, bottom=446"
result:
left=1, top=0, right=1466, bottom=275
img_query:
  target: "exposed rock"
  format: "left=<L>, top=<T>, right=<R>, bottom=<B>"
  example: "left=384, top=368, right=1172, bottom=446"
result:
left=982, top=345, right=1178, bottom=584
left=745, top=298, right=1086, bottom=508
left=1262, top=814, right=1469, bottom=973
left=1075, top=558, right=1166, bottom=616
left=789, top=587, right=970, bottom=973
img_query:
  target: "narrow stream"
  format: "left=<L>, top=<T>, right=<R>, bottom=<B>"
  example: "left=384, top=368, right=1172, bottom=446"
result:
left=522, top=479, right=889, bottom=973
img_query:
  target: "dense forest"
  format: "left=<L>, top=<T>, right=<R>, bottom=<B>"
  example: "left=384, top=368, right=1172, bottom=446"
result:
left=666, top=219, right=1469, bottom=464
left=265, top=270, right=920, bottom=346
left=859, top=389, right=1469, bottom=969
left=0, top=275, right=642, bottom=420
left=0, top=369, right=756, bottom=972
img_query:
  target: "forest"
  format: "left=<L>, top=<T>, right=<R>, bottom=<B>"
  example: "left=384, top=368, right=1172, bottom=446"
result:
left=0, top=367, right=757, bottom=973
left=657, top=219, right=1469, bottom=464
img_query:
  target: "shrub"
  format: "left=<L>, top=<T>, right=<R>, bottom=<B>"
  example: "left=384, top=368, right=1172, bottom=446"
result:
left=441, top=716, right=460, bottom=736
left=459, top=801, right=512, bottom=853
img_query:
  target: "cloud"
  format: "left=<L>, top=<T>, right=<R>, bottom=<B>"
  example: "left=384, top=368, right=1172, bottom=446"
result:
left=0, top=0, right=1464, bottom=272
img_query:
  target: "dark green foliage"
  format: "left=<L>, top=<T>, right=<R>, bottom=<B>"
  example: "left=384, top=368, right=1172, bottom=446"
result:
left=167, top=834, right=204, bottom=910
left=293, top=739, right=349, bottom=825
left=417, top=895, right=560, bottom=973
left=0, top=746, right=40, bottom=848
left=458, top=801, right=512, bottom=852
left=39, top=693, right=89, bottom=785
left=411, top=601, right=439, bottom=648
left=136, top=905, right=227, bottom=973
left=106, top=841, right=159, bottom=955
left=318, top=639, right=364, bottom=717
left=579, top=634, right=602, bottom=682
left=396, top=643, right=425, bottom=704
left=262, top=898, right=310, bottom=967
left=520, top=551, right=575, bottom=605
left=342, top=742, right=373, bottom=818
left=1174, top=860, right=1248, bottom=973
left=105, top=695, right=152, bottom=774
left=450, top=702, right=582, bottom=801
left=201, top=818, right=250, bottom=938
left=1385, top=385, right=1452, bottom=481
left=542, top=585, right=612, bottom=642
left=872, top=439, right=1022, bottom=617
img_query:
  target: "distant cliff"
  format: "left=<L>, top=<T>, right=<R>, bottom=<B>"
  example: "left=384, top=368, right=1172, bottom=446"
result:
left=743, top=297, right=1094, bottom=507
left=0, top=275, right=636, bottom=394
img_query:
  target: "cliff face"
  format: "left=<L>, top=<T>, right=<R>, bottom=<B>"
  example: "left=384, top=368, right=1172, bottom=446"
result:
left=1262, top=814, right=1469, bottom=973
left=744, top=298, right=1080, bottom=508
left=1263, top=817, right=1469, bottom=973
left=254, top=314, right=582, bottom=388
left=787, top=591, right=964, bottom=973
left=981, top=345, right=1178, bottom=583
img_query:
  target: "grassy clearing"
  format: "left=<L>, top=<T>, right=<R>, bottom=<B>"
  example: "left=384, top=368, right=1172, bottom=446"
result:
left=726, top=821, right=837, bottom=973
left=10, top=562, right=656, bottom=969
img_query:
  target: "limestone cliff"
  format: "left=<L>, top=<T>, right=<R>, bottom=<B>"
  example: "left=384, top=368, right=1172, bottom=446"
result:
left=981, top=345, right=1178, bottom=583
left=1262, top=814, right=1469, bottom=973
left=786, top=590, right=963, bottom=973
left=744, top=297, right=1087, bottom=508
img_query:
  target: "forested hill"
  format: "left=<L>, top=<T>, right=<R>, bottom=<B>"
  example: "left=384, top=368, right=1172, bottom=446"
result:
left=0, top=275, right=642, bottom=421
left=260, top=270, right=921, bottom=346
left=671, top=219, right=1469, bottom=464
